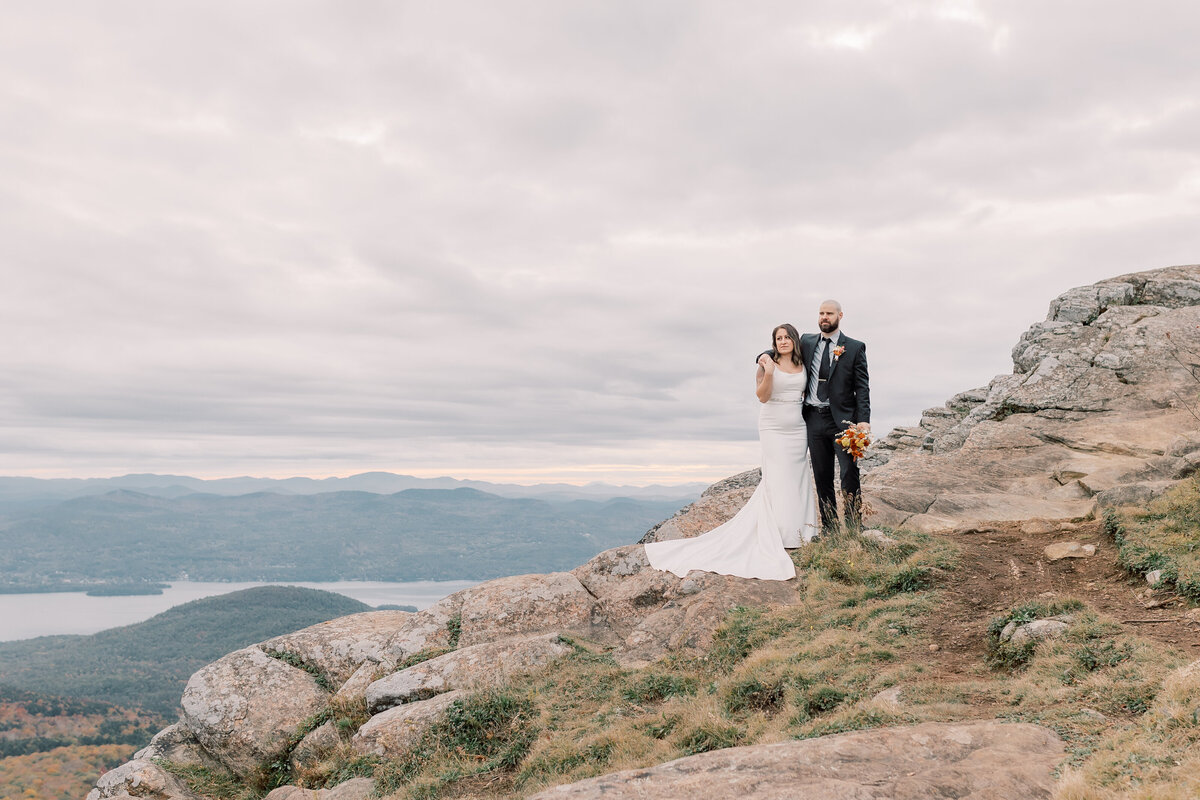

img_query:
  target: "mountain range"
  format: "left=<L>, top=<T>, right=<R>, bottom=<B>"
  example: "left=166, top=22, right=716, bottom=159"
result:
left=0, top=472, right=706, bottom=512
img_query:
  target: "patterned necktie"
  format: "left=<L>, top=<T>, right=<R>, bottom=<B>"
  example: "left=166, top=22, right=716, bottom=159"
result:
left=817, top=338, right=832, bottom=401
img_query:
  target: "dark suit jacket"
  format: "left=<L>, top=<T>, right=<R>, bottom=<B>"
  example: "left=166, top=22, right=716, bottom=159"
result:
left=799, top=332, right=871, bottom=426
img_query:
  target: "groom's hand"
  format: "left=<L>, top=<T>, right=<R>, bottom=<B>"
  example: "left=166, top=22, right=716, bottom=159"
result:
left=856, top=422, right=871, bottom=433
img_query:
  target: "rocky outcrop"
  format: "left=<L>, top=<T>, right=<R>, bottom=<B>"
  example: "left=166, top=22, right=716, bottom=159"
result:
left=530, top=721, right=1064, bottom=799
left=180, top=647, right=329, bottom=778
left=864, top=265, right=1200, bottom=531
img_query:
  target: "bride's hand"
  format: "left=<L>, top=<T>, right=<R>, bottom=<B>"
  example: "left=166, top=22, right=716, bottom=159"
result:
left=757, top=354, right=775, bottom=374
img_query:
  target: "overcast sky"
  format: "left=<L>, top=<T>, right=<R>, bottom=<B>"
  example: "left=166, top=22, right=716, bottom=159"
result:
left=2, top=1, right=1199, bottom=485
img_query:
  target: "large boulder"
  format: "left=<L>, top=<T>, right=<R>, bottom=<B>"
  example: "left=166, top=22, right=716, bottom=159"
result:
left=259, top=610, right=412, bottom=686
left=180, top=647, right=329, bottom=778
left=352, top=690, right=467, bottom=756
left=457, top=572, right=596, bottom=647
left=85, top=759, right=200, bottom=800
left=864, top=265, right=1200, bottom=531
left=530, top=721, right=1064, bottom=799
left=366, top=633, right=572, bottom=712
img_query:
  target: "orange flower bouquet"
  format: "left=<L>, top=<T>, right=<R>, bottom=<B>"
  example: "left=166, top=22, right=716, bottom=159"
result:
left=836, top=424, right=872, bottom=460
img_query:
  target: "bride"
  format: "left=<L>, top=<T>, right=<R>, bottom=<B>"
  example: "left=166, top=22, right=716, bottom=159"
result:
left=645, top=324, right=819, bottom=581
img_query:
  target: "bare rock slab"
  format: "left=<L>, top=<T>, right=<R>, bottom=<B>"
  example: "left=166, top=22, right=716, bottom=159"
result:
left=382, top=594, right=464, bottom=662
left=260, top=610, right=412, bottom=686
left=530, top=721, right=1063, bottom=799
left=353, top=690, right=466, bottom=756
left=457, top=572, right=596, bottom=647
left=264, top=778, right=375, bottom=800
left=1043, top=541, right=1097, bottom=560
left=85, top=759, right=201, bottom=800
left=366, top=633, right=572, bottom=712
left=180, top=647, right=329, bottom=778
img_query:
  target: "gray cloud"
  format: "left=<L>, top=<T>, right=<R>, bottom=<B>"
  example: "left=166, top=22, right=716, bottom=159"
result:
left=2, top=1, right=1199, bottom=483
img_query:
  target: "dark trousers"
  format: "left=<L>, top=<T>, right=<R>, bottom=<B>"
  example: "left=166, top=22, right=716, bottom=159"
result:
left=804, top=404, right=861, bottom=530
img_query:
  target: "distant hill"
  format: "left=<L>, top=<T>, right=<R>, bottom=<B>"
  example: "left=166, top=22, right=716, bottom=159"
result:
left=0, top=488, right=685, bottom=586
left=0, top=586, right=369, bottom=715
left=0, top=471, right=706, bottom=509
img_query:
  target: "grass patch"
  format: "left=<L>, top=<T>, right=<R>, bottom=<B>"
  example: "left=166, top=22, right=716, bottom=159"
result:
left=357, top=688, right=540, bottom=799
left=515, top=739, right=615, bottom=786
left=621, top=673, right=698, bottom=704
left=156, top=761, right=255, bottom=800
left=708, top=606, right=771, bottom=672
left=795, top=526, right=958, bottom=601
left=1105, top=479, right=1200, bottom=602
left=722, top=676, right=786, bottom=715
left=677, top=721, right=744, bottom=755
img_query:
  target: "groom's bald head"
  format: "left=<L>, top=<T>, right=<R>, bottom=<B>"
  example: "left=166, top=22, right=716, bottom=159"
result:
left=818, top=300, right=843, bottom=334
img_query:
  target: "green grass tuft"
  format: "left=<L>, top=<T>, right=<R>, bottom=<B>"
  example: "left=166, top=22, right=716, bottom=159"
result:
left=676, top=722, right=744, bottom=755
left=621, top=673, right=698, bottom=704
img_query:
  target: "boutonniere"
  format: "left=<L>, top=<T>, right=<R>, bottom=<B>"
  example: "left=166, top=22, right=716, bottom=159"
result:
left=832, top=345, right=845, bottom=361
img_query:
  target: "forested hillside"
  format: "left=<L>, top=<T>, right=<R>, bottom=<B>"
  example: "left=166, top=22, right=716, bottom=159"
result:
left=0, top=684, right=165, bottom=800
left=0, top=586, right=369, bottom=715
left=0, top=488, right=683, bottom=587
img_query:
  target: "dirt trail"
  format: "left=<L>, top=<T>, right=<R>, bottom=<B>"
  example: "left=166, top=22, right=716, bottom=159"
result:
left=921, top=521, right=1200, bottom=676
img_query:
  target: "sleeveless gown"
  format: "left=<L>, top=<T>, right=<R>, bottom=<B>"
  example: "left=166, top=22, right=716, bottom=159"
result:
left=645, top=368, right=819, bottom=580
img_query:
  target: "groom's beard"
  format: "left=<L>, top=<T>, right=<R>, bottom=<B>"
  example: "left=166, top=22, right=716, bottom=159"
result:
left=819, top=321, right=839, bottom=334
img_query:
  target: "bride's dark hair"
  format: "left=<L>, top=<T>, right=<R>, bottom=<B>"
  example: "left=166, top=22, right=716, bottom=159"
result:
left=771, top=324, right=802, bottom=367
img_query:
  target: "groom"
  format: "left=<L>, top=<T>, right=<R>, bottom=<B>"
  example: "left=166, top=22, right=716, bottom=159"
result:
left=800, top=300, right=871, bottom=532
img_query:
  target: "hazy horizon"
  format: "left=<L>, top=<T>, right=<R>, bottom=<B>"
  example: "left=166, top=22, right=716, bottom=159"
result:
left=0, top=469, right=712, bottom=488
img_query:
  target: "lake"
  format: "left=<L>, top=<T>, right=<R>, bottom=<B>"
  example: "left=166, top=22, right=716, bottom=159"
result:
left=0, top=580, right=479, bottom=642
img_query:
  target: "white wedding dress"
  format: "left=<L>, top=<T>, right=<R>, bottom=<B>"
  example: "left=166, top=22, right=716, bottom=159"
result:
left=645, top=368, right=819, bottom=580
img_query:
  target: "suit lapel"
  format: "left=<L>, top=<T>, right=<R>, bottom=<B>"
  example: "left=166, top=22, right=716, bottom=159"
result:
left=801, top=334, right=817, bottom=366
left=827, top=332, right=846, bottom=378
